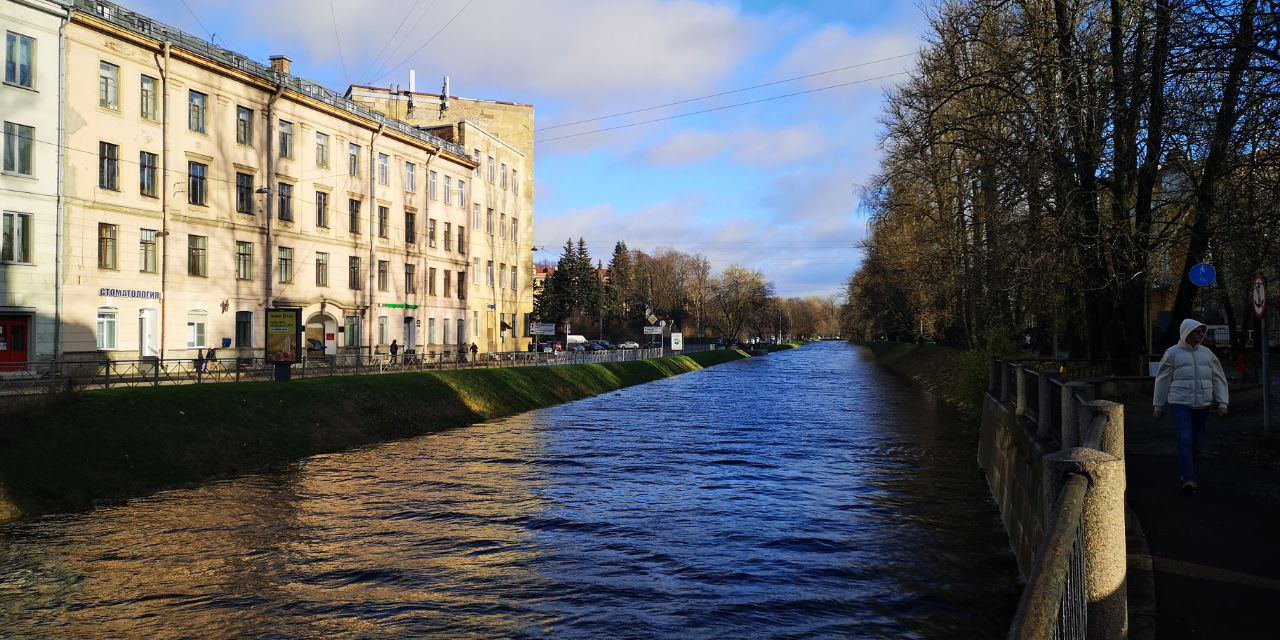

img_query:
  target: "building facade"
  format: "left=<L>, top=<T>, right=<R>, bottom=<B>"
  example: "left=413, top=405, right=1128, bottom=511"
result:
left=347, top=85, right=535, bottom=353
left=58, top=0, right=477, bottom=363
left=1, top=0, right=65, bottom=368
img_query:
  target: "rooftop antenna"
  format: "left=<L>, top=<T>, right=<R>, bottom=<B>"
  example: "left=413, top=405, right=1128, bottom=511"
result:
left=439, top=75, right=450, bottom=119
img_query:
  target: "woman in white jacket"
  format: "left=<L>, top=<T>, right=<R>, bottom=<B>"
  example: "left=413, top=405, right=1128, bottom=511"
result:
left=1153, top=318, right=1229, bottom=493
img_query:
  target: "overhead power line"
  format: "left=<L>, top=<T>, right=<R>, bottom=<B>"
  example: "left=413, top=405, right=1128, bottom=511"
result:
left=329, top=0, right=352, bottom=86
left=369, top=0, right=478, bottom=85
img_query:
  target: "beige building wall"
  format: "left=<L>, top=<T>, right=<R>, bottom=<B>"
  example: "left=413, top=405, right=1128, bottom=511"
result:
left=1, top=0, right=65, bottom=366
left=59, top=2, right=476, bottom=363
left=347, top=86, right=535, bottom=352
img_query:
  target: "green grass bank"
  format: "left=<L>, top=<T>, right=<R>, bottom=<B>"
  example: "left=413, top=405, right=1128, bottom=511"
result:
left=862, top=341, right=991, bottom=421
left=0, top=350, right=749, bottom=523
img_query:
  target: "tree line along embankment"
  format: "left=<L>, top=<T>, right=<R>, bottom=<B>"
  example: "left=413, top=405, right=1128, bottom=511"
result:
left=0, top=350, right=750, bottom=524
left=861, top=341, right=991, bottom=421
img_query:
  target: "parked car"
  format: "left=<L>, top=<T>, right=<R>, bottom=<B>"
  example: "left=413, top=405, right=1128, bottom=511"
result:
left=618, top=341, right=640, bottom=349
left=540, top=341, right=564, bottom=353
left=568, top=343, right=587, bottom=352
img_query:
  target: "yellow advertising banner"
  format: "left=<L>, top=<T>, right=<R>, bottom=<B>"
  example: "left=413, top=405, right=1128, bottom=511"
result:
left=265, top=308, right=300, bottom=363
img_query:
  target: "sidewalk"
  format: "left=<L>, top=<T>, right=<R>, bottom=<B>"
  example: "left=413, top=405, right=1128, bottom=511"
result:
left=1123, top=396, right=1280, bottom=639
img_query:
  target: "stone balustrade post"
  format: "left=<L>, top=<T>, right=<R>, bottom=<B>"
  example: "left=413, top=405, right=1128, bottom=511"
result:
left=990, top=357, right=1000, bottom=395
left=1043, top=448, right=1128, bottom=640
left=1060, top=382, right=1095, bottom=449
left=1016, top=366, right=1029, bottom=417
left=1036, top=371, right=1055, bottom=441
left=1002, top=361, right=1014, bottom=404
left=1080, top=400, right=1125, bottom=459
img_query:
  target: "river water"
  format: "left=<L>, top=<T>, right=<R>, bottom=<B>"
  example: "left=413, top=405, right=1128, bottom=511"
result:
left=0, top=342, right=1019, bottom=639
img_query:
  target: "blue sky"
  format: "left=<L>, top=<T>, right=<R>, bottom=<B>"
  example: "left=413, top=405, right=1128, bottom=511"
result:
left=121, top=0, right=928, bottom=297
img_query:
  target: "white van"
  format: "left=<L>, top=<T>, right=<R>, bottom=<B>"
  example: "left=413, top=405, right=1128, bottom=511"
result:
left=565, top=334, right=587, bottom=346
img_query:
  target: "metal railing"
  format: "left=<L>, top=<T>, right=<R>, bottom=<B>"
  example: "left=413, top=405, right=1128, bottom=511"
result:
left=990, top=358, right=1126, bottom=640
left=0, top=348, right=665, bottom=396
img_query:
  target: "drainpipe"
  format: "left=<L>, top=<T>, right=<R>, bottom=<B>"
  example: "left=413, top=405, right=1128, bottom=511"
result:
left=53, top=5, right=70, bottom=365
left=367, top=124, right=382, bottom=352
left=159, top=41, right=170, bottom=360
left=264, top=80, right=285, bottom=312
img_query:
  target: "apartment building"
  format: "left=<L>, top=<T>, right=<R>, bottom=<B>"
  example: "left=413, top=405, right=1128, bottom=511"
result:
left=347, top=85, right=534, bottom=353
left=59, top=0, right=476, bottom=362
left=0, top=0, right=65, bottom=369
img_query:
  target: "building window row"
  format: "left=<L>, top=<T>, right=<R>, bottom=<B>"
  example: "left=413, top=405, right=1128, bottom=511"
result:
left=5, top=31, right=35, bottom=89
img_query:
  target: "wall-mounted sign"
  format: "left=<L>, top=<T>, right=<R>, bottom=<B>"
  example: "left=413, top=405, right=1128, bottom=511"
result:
left=381, top=303, right=420, bottom=309
left=99, top=288, right=161, bottom=299
left=265, top=308, right=301, bottom=363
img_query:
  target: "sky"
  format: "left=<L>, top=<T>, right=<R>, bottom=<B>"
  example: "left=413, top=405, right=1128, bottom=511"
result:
left=119, top=0, right=929, bottom=298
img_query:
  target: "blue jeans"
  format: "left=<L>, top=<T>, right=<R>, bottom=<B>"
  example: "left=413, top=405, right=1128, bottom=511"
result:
left=1170, top=405, right=1208, bottom=481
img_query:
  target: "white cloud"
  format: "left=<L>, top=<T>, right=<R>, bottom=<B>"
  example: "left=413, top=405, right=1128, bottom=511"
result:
left=640, top=124, right=825, bottom=168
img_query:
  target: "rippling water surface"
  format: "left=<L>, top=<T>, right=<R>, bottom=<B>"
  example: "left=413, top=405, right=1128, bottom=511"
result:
left=0, top=342, right=1019, bottom=638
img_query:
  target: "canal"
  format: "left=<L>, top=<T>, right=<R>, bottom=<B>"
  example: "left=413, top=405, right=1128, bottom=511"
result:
left=0, top=342, right=1020, bottom=638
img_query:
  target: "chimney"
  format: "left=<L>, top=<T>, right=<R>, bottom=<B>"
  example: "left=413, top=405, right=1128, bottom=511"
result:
left=268, top=55, right=291, bottom=75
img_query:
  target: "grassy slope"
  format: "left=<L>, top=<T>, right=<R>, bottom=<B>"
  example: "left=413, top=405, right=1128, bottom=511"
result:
left=863, top=342, right=990, bottom=420
left=0, top=350, right=748, bottom=521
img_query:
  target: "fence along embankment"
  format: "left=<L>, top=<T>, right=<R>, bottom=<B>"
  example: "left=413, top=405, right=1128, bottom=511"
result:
left=0, top=350, right=749, bottom=524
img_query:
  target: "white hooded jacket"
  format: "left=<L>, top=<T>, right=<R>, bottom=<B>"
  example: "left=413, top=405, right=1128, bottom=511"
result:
left=1153, top=319, right=1229, bottom=410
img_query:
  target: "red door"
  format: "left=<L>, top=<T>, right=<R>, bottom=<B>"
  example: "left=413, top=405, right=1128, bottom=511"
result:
left=0, top=316, right=29, bottom=371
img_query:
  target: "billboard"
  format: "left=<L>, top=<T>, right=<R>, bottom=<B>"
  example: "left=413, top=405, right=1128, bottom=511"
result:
left=265, top=308, right=301, bottom=363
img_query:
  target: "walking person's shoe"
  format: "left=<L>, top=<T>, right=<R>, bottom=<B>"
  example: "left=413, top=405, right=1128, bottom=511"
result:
left=1181, top=479, right=1199, bottom=494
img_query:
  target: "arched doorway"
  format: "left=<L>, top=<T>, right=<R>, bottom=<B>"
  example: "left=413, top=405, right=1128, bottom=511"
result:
left=304, top=313, right=338, bottom=355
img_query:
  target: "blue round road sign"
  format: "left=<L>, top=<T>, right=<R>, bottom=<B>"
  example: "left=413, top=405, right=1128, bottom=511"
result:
left=1189, top=263, right=1216, bottom=287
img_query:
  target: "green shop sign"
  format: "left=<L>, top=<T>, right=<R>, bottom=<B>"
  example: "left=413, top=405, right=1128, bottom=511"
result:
left=380, top=303, right=419, bottom=309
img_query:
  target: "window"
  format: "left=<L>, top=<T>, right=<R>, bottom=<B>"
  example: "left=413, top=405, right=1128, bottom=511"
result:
left=1, top=211, right=32, bottom=263
left=98, top=142, right=118, bottom=190
left=457, top=179, right=466, bottom=205
left=444, top=270, right=451, bottom=298
left=348, top=199, right=360, bottom=234
left=512, top=170, right=519, bottom=196
left=97, top=223, right=117, bottom=269
left=404, top=211, right=416, bottom=243
left=186, top=312, right=206, bottom=348
left=2, top=121, right=33, bottom=175
left=348, top=143, right=360, bottom=177
left=278, top=246, right=293, bottom=283
left=428, top=267, right=437, bottom=295
left=404, top=162, right=415, bottom=192
left=487, top=155, right=495, bottom=183
left=473, top=311, right=479, bottom=338
left=348, top=256, right=361, bottom=289
left=443, top=222, right=451, bottom=252
left=315, top=252, right=329, bottom=286
left=404, top=263, right=416, bottom=293
left=511, top=265, right=518, bottom=291
left=472, top=258, right=479, bottom=284
left=140, top=75, right=159, bottom=120
left=187, top=161, right=207, bottom=205
left=457, top=226, right=465, bottom=253
left=473, top=204, right=481, bottom=229
left=486, top=208, right=494, bottom=235
left=473, top=148, right=481, bottom=171
left=235, top=172, right=254, bottom=213
left=428, top=170, right=437, bottom=199
left=5, top=32, right=35, bottom=89
left=96, top=309, right=117, bottom=349
left=278, top=183, right=293, bottom=221
left=138, top=228, right=157, bottom=273
left=428, top=317, right=436, bottom=344
left=501, top=163, right=507, bottom=189
left=236, top=241, right=253, bottom=280
left=377, top=260, right=388, bottom=291
left=499, top=264, right=506, bottom=290
left=444, top=175, right=452, bottom=205
left=499, top=213, right=506, bottom=240
left=378, top=153, right=388, bottom=184
left=315, top=132, right=329, bottom=167
left=188, top=90, right=207, bottom=133
left=427, top=218, right=437, bottom=248
left=458, top=318, right=466, bottom=341
left=315, top=191, right=329, bottom=228
left=236, top=106, right=253, bottom=146
left=187, top=234, right=207, bottom=276
left=511, top=216, right=519, bottom=243
left=487, top=260, right=494, bottom=286
left=344, top=315, right=360, bottom=347
left=235, top=311, right=252, bottom=348
left=377, top=205, right=388, bottom=237
left=378, top=316, right=389, bottom=345
left=458, top=272, right=466, bottom=300
left=279, top=120, right=293, bottom=158
left=140, top=151, right=158, bottom=197
left=98, top=61, right=118, bottom=109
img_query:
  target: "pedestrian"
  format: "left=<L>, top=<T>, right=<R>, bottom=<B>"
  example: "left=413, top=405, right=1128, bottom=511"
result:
left=470, top=342, right=478, bottom=362
left=1153, top=319, right=1229, bottom=494
left=389, top=339, right=399, bottom=364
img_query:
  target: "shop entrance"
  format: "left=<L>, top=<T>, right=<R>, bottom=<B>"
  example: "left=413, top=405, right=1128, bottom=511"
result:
left=0, top=315, right=30, bottom=371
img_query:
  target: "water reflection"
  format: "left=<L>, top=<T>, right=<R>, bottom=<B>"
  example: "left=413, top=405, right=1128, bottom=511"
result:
left=0, top=342, right=1018, bottom=638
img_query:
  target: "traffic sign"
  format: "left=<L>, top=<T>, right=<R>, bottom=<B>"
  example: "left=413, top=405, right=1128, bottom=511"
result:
left=670, top=332, right=683, bottom=351
left=643, top=326, right=663, bottom=335
left=647, top=314, right=658, bottom=324
left=1190, top=263, right=1217, bottom=287
left=531, top=322, right=556, bottom=336
left=1253, top=273, right=1267, bottom=318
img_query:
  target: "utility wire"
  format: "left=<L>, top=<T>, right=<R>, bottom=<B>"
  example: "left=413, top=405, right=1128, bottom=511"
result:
left=175, top=0, right=214, bottom=41
left=369, top=0, right=478, bottom=85
left=356, top=0, right=431, bottom=83
left=328, top=0, right=352, bottom=86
